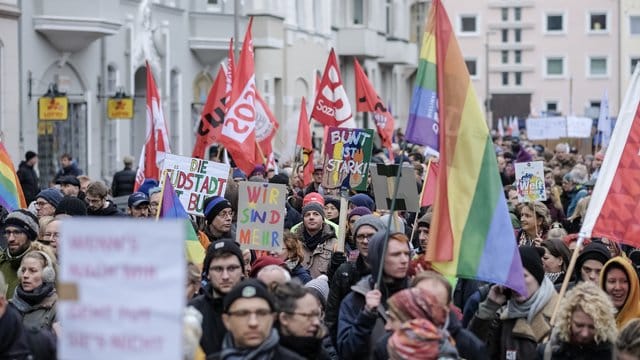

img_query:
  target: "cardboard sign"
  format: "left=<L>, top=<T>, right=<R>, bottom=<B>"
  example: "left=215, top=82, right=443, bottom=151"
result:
left=566, top=116, right=594, bottom=138
left=161, top=153, right=230, bottom=216
left=236, top=182, right=286, bottom=251
left=515, top=161, right=547, bottom=202
left=38, top=96, right=68, bottom=120
left=322, top=127, right=374, bottom=191
left=57, top=219, right=185, bottom=360
left=370, top=164, right=420, bottom=212
left=107, top=97, right=134, bottom=119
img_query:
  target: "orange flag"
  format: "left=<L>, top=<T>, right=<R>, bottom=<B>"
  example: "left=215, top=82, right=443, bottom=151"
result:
left=296, top=97, right=313, bottom=186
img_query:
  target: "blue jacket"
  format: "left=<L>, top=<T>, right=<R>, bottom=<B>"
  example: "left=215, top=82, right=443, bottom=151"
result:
left=566, top=186, right=588, bottom=218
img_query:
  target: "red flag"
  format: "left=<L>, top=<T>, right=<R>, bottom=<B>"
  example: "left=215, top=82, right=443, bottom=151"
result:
left=296, top=97, right=313, bottom=186
left=311, top=49, right=355, bottom=128
left=354, top=58, right=395, bottom=155
left=135, top=61, right=172, bottom=190
left=420, top=161, right=439, bottom=207
left=191, top=66, right=228, bottom=158
left=219, top=18, right=257, bottom=175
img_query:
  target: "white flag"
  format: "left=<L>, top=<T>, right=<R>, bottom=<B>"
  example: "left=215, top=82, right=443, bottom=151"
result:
left=597, top=90, right=611, bottom=148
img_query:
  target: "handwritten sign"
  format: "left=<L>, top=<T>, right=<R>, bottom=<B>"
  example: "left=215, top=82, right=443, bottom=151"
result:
left=515, top=161, right=547, bottom=203
left=58, top=219, right=185, bottom=360
left=566, top=116, right=593, bottom=138
left=322, top=127, right=374, bottom=191
left=161, top=153, right=230, bottom=216
left=236, top=182, right=286, bottom=251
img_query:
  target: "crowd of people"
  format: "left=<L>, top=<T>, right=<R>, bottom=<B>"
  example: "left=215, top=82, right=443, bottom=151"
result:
left=2, top=132, right=640, bottom=360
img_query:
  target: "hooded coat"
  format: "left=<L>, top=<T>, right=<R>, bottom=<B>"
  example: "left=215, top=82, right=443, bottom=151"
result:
left=599, top=256, right=640, bottom=329
left=17, top=161, right=39, bottom=204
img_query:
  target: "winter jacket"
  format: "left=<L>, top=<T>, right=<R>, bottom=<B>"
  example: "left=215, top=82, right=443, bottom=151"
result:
left=188, top=283, right=227, bottom=356
left=565, top=186, right=588, bottom=218
left=87, top=200, right=125, bottom=217
left=537, top=332, right=613, bottom=360
left=0, top=304, right=31, bottom=359
left=447, top=310, right=488, bottom=360
left=284, top=202, right=302, bottom=231
left=290, top=263, right=312, bottom=284
left=111, top=166, right=136, bottom=197
left=53, top=162, right=82, bottom=183
left=599, top=256, right=640, bottom=329
left=0, top=248, right=29, bottom=298
left=10, top=289, right=57, bottom=331
left=17, top=161, right=39, bottom=204
left=208, top=345, right=305, bottom=360
left=278, top=332, right=338, bottom=360
left=295, top=223, right=338, bottom=279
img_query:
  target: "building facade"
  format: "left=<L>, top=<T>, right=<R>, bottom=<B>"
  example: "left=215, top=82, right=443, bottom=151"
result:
left=0, top=0, right=20, bottom=159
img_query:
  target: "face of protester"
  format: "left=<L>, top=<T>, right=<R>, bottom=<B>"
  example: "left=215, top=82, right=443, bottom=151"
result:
left=43, top=220, right=60, bottom=253
left=605, top=268, right=630, bottom=310
left=385, top=309, right=403, bottom=332
left=223, top=298, right=274, bottom=350
left=384, top=239, right=410, bottom=279
left=545, top=172, right=556, bottom=187
left=279, top=293, right=322, bottom=337
left=85, top=194, right=106, bottom=212
left=542, top=248, right=563, bottom=273
left=581, top=259, right=604, bottom=283
left=507, top=190, right=519, bottom=207
left=418, top=225, right=429, bottom=251
left=514, top=268, right=540, bottom=303
left=129, top=204, right=149, bottom=218
left=497, top=156, right=506, bottom=172
left=312, top=170, right=322, bottom=184
left=303, top=211, right=323, bottom=233
left=243, top=249, right=252, bottom=277
left=324, top=203, right=339, bottom=221
left=504, top=162, right=515, bottom=177
left=570, top=308, right=596, bottom=345
left=35, top=198, right=56, bottom=217
left=355, top=225, right=377, bottom=258
left=562, top=178, right=575, bottom=192
left=348, top=215, right=362, bottom=236
left=4, top=226, right=30, bottom=256
left=519, top=206, right=540, bottom=235
left=61, top=157, right=72, bottom=168
left=149, top=192, right=161, bottom=217
left=207, top=255, right=243, bottom=295
left=210, top=208, right=233, bottom=235
left=80, top=179, right=90, bottom=193
left=61, top=184, right=80, bottom=197
left=20, top=257, right=44, bottom=292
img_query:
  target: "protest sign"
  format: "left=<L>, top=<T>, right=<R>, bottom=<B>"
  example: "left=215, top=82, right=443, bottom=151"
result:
left=370, top=164, right=420, bottom=212
left=515, top=161, right=547, bottom=202
left=525, top=118, right=548, bottom=140
left=566, top=116, right=594, bottom=138
left=322, top=127, right=374, bottom=191
left=161, top=153, right=230, bottom=216
left=57, top=219, right=185, bottom=360
left=236, top=182, right=287, bottom=251
left=525, top=117, right=566, bottom=140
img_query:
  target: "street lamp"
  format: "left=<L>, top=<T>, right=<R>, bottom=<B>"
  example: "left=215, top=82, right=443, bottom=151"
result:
left=485, top=30, right=495, bottom=129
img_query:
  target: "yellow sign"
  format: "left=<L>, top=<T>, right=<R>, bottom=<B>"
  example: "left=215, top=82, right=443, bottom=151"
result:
left=38, top=96, right=68, bottom=121
left=38, top=122, right=54, bottom=135
left=107, top=98, right=134, bottom=119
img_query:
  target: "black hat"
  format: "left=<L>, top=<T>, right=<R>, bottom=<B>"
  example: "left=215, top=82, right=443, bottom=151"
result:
left=202, top=196, right=233, bottom=224
left=202, top=239, right=245, bottom=281
left=4, top=209, right=39, bottom=240
left=25, top=151, right=37, bottom=162
left=576, top=242, right=611, bottom=275
left=55, top=196, right=87, bottom=216
left=56, top=175, right=80, bottom=187
left=128, top=192, right=150, bottom=208
left=223, top=279, right=274, bottom=313
left=519, top=246, right=545, bottom=285
left=268, top=173, right=289, bottom=185
left=324, top=196, right=340, bottom=210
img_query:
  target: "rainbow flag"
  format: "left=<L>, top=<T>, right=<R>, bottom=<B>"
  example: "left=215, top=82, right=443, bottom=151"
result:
left=0, top=143, right=26, bottom=211
left=159, top=175, right=206, bottom=264
left=423, top=0, right=526, bottom=295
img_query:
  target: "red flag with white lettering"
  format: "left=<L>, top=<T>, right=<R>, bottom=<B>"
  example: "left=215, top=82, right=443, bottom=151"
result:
left=219, top=18, right=257, bottom=175
left=296, top=97, right=313, bottom=186
left=354, top=58, right=395, bottom=156
left=192, top=66, right=227, bottom=159
left=311, top=49, right=355, bottom=128
left=134, top=61, right=172, bottom=190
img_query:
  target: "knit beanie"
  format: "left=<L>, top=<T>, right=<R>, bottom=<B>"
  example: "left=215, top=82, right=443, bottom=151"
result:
left=324, top=196, right=340, bottom=210
left=36, top=188, right=63, bottom=208
left=305, top=274, right=329, bottom=304
left=269, top=174, right=289, bottom=185
left=249, top=256, right=286, bottom=278
left=576, top=242, right=611, bottom=276
left=301, top=202, right=325, bottom=219
left=349, top=193, right=375, bottom=211
left=348, top=206, right=372, bottom=220
left=55, top=196, right=88, bottom=216
left=223, top=279, right=275, bottom=313
left=201, top=239, right=245, bottom=281
left=303, top=192, right=324, bottom=207
left=353, top=214, right=386, bottom=236
left=138, top=179, right=159, bottom=196
left=4, top=209, right=39, bottom=240
left=519, top=246, right=545, bottom=285
left=202, top=196, right=233, bottom=224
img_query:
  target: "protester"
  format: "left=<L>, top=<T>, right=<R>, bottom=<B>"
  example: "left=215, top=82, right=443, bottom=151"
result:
left=345, top=206, right=372, bottom=253
left=186, top=262, right=201, bottom=302
left=127, top=192, right=150, bottom=218
left=616, top=319, right=640, bottom=360
left=575, top=242, right=611, bottom=284
left=85, top=181, right=124, bottom=216
left=77, top=175, right=91, bottom=194
left=291, top=192, right=339, bottom=235
left=538, top=282, right=616, bottom=359
left=56, top=175, right=81, bottom=198
left=10, top=251, right=57, bottom=331
left=53, top=153, right=82, bottom=183
left=256, top=264, right=291, bottom=288
left=37, top=216, right=54, bottom=245
left=54, top=196, right=88, bottom=217
left=517, top=202, right=551, bottom=246
left=540, top=239, right=571, bottom=288
left=34, top=188, right=63, bottom=218
left=304, top=165, right=323, bottom=195
left=216, top=279, right=304, bottom=359
left=561, top=169, right=588, bottom=218
left=0, top=271, right=32, bottom=358
left=348, top=193, right=376, bottom=212
left=305, top=275, right=330, bottom=307
left=295, top=202, right=338, bottom=278
left=323, top=196, right=340, bottom=225
left=111, top=155, right=136, bottom=197
left=0, top=210, right=40, bottom=295
left=276, top=230, right=312, bottom=284
left=201, top=196, right=235, bottom=246
left=17, top=151, right=40, bottom=205
left=148, top=186, right=162, bottom=218
left=600, top=257, right=640, bottom=329
left=41, top=219, right=60, bottom=256
left=409, top=211, right=435, bottom=276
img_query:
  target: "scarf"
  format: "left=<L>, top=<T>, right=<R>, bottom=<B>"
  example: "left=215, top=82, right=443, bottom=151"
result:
left=12, top=283, right=55, bottom=310
left=218, top=328, right=280, bottom=360
left=545, top=271, right=564, bottom=284
left=279, top=334, right=322, bottom=359
left=503, top=277, right=555, bottom=323
left=303, top=228, right=324, bottom=251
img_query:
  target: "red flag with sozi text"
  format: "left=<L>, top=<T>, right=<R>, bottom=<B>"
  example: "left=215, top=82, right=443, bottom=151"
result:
left=296, top=97, right=313, bottom=186
left=354, top=58, right=395, bottom=156
left=219, top=18, right=256, bottom=175
left=135, top=61, right=172, bottom=190
left=311, top=49, right=355, bottom=128
left=192, top=66, right=227, bottom=159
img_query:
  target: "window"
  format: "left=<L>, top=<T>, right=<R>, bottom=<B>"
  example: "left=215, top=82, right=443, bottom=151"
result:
left=502, top=29, right=508, bottom=42
left=546, top=14, right=564, bottom=32
left=501, top=50, right=509, bottom=64
left=590, top=101, right=601, bottom=109
left=353, top=0, right=364, bottom=25
left=514, top=72, right=522, bottom=85
left=514, top=29, right=522, bottom=42
left=465, top=59, right=478, bottom=77
left=514, top=50, right=522, bottom=64
left=410, top=2, right=428, bottom=43
left=589, top=12, right=607, bottom=31
left=514, top=7, right=522, bottom=21
left=546, top=101, right=558, bottom=112
left=632, top=58, right=640, bottom=74
left=546, top=57, right=565, bottom=76
left=589, top=57, right=607, bottom=76
left=502, top=72, right=509, bottom=85
left=631, top=16, right=640, bottom=35
left=501, top=8, right=508, bottom=21
left=206, top=0, right=220, bottom=11
left=460, top=15, right=477, bottom=33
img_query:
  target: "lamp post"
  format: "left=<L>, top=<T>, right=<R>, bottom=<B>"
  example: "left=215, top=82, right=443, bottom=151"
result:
left=485, top=31, right=495, bottom=129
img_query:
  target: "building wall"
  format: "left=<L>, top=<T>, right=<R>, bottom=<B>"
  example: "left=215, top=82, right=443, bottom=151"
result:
left=620, top=0, right=640, bottom=101
left=0, top=0, right=20, bottom=163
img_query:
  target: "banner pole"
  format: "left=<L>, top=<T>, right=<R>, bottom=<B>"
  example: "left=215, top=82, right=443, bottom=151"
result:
left=410, top=158, right=432, bottom=244
left=550, top=235, right=584, bottom=325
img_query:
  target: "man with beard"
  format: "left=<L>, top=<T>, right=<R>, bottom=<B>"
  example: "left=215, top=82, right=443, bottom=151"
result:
left=85, top=181, right=124, bottom=217
left=0, top=210, right=39, bottom=296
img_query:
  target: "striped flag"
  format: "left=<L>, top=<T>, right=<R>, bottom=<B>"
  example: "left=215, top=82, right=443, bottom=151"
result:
left=0, top=143, right=26, bottom=211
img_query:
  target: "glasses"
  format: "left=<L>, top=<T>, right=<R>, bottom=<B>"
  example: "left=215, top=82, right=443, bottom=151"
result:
left=287, top=311, right=323, bottom=320
left=35, top=201, right=50, bottom=208
left=4, top=229, right=26, bottom=237
left=227, top=309, right=273, bottom=319
left=149, top=202, right=159, bottom=209
left=356, top=233, right=376, bottom=241
left=44, top=232, right=60, bottom=239
left=210, top=265, right=241, bottom=274
left=216, top=210, right=234, bottom=219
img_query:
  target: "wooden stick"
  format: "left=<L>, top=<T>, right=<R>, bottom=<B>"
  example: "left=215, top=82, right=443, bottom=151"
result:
left=336, top=194, right=349, bottom=253
left=410, top=159, right=432, bottom=244
left=155, top=170, right=169, bottom=221
left=550, top=236, right=585, bottom=325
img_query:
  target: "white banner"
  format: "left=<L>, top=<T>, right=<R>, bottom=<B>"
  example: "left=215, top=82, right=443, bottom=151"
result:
left=566, top=116, right=594, bottom=138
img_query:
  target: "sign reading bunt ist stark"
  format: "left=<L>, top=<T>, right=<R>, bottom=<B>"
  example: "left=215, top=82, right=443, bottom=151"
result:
left=236, top=182, right=286, bottom=252
left=322, top=127, right=374, bottom=191
left=57, top=219, right=185, bottom=360
left=161, top=153, right=230, bottom=216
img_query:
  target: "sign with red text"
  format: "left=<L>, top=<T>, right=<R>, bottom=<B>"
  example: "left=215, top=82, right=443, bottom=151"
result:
left=322, top=127, right=374, bottom=191
left=236, top=182, right=286, bottom=251
left=161, top=153, right=230, bottom=216
left=57, top=219, right=185, bottom=360
left=515, top=161, right=547, bottom=203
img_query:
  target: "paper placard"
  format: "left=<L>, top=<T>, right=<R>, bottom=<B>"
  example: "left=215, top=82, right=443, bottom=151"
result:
left=525, top=118, right=549, bottom=140
left=525, top=117, right=567, bottom=140
left=236, top=182, right=286, bottom=251
left=370, top=164, right=420, bottom=212
left=161, top=153, right=230, bottom=216
left=566, top=116, right=594, bottom=138
left=58, top=219, right=185, bottom=360
left=322, top=127, right=374, bottom=191
left=515, top=161, right=547, bottom=203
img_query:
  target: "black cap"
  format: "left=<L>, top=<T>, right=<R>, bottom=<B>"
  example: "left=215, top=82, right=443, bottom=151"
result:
left=520, top=246, right=545, bottom=285
left=223, top=279, right=274, bottom=313
left=57, top=175, right=80, bottom=187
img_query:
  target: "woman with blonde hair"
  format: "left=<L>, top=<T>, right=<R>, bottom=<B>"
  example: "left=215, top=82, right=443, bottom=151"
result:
left=517, top=202, right=551, bottom=247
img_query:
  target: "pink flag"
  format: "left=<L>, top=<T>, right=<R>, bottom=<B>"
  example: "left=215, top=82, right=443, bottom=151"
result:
left=421, top=161, right=439, bottom=207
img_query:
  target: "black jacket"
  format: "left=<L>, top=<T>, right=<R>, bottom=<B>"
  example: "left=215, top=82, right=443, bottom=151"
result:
left=279, top=333, right=338, bottom=360
left=54, top=162, right=82, bottom=183
left=17, top=161, right=39, bottom=204
left=87, top=200, right=125, bottom=217
left=537, top=333, right=614, bottom=360
left=188, top=284, right=227, bottom=356
left=111, top=166, right=136, bottom=197
left=0, top=304, right=32, bottom=359
left=208, top=345, right=305, bottom=360
left=447, top=311, right=488, bottom=360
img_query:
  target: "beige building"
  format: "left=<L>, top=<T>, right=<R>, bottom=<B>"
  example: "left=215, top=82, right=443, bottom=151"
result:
left=0, top=0, right=20, bottom=161
left=620, top=0, right=640, bottom=99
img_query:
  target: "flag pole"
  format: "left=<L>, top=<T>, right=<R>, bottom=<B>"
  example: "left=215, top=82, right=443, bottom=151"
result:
left=155, top=170, right=169, bottom=221
left=410, top=158, right=432, bottom=245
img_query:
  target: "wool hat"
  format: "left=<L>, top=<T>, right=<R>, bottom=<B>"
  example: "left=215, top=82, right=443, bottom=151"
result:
left=56, top=175, right=80, bottom=187
left=303, top=192, right=324, bottom=206
left=519, top=246, right=545, bottom=285
left=202, top=239, right=245, bottom=281
left=4, top=209, right=39, bottom=240
left=138, top=179, right=159, bottom=196
left=324, top=196, right=340, bottom=210
left=249, top=256, right=287, bottom=278
left=232, top=168, right=247, bottom=181
left=348, top=206, right=372, bottom=220
left=305, top=274, right=329, bottom=303
left=223, top=279, right=275, bottom=313
left=269, top=174, right=289, bottom=185
left=25, top=151, right=37, bottom=162
left=349, top=193, right=375, bottom=211
left=301, top=202, right=324, bottom=218
left=576, top=242, right=611, bottom=275
left=250, top=164, right=266, bottom=177
left=36, top=188, right=63, bottom=208
left=55, top=196, right=87, bottom=216
left=353, top=214, right=386, bottom=236
left=128, top=192, right=150, bottom=207
left=417, top=212, right=432, bottom=227
left=202, top=196, right=233, bottom=224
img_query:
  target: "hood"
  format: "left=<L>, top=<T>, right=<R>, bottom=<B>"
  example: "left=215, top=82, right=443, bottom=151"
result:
left=599, top=256, right=640, bottom=329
